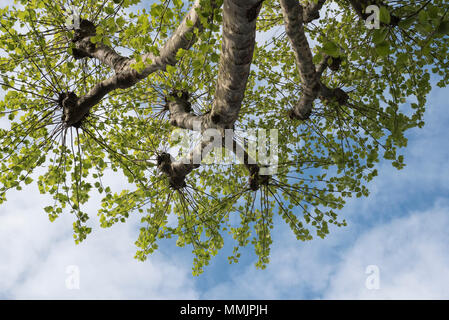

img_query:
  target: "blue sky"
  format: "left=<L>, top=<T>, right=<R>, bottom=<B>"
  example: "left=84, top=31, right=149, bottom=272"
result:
left=0, top=78, right=447, bottom=299
left=1, top=1, right=449, bottom=300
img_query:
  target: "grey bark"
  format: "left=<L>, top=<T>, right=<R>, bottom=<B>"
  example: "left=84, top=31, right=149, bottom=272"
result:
left=303, top=0, right=327, bottom=23
left=279, top=0, right=349, bottom=120
left=165, top=91, right=204, bottom=131
left=205, top=0, right=263, bottom=131
left=279, top=0, right=320, bottom=120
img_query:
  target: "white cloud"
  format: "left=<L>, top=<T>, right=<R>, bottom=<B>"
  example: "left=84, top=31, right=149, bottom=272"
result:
left=203, top=234, right=336, bottom=299
left=325, top=200, right=449, bottom=299
left=0, top=173, right=199, bottom=299
left=202, top=200, right=449, bottom=300
left=9, top=226, right=199, bottom=299
left=0, top=0, right=15, bottom=8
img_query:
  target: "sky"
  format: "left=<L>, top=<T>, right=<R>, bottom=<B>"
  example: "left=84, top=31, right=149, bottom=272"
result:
left=1, top=1, right=449, bottom=300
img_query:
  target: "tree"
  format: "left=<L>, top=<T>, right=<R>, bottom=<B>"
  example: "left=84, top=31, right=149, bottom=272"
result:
left=0, top=0, right=448, bottom=275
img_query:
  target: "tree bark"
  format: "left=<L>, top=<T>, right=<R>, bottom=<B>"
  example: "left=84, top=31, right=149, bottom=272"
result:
left=205, top=0, right=262, bottom=130
left=303, top=0, right=327, bottom=23
left=279, top=0, right=320, bottom=120
left=165, top=91, right=204, bottom=131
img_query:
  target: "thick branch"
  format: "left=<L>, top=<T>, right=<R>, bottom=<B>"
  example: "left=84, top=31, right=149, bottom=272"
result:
left=64, top=0, right=214, bottom=126
left=157, top=136, right=215, bottom=189
left=136, top=0, right=209, bottom=79
left=161, top=0, right=264, bottom=187
left=74, top=39, right=129, bottom=73
left=165, top=90, right=205, bottom=130
left=303, top=0, right=327, bottom=23
left=160, top=132, right=267, bottom=191
left=280, top=0, right=320, bottom=120
left=63, top=71, right=137, bottom=125
left=316, top=54, right=330, bottom=75
left=206, top=0, right=262, bottom=130
left=71, top=20, right=129, bottom=72
left=319, top=83, right=349, bottom=105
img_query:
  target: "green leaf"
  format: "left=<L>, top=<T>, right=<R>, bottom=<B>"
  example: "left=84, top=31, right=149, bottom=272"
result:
left=104, top=6, right=115, bottom=15
left=418, top=10, right=429, bottom=24
left=398, top=16, right=416, bottom=29
left=375, top=40, right=390, bottom=56
left=437, top=20, right=449, bottom=35
left=379, top=6, right=391, bottom=25
left=372, top=28, right=388, bottom=44
left=186, top=18, right=194, bottom=28
left=322, top=41, right=339, bottom=57
left=166, top=64, right=177, bottom=74
left=312, top=52, right=323, bottom=64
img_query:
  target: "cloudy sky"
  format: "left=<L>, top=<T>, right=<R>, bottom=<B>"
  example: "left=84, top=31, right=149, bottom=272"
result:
left=1, top=1, right=449, bottom=300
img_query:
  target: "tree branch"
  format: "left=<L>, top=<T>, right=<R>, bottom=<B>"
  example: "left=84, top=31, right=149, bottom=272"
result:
left=64, top=0, right=216, bottom=126
left=135, top=0, right=210, bottom=78
left=72, top=19, right=129, bottom=72
left=164, top=90, right=205, bottom=130
left=303, top=0, right=327, bottom=23
left=279, top=0, right=320, bottom=120
left=319, top=83, right=349, bottom=106
left=157, top=138, right=210, bottom=189
left=158, top=0, right=263, bottom=188
left=224, top=134, right=268, bottom=191
left=159, top=131, right=267, bottom=191
left=205, top=0, right=262, bottom=130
